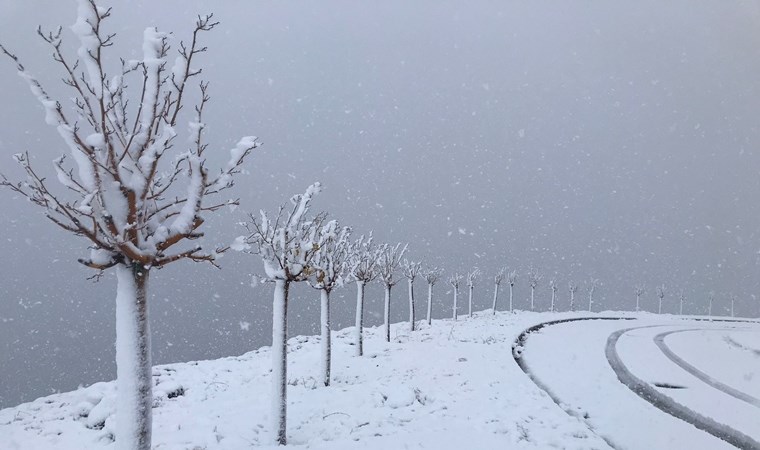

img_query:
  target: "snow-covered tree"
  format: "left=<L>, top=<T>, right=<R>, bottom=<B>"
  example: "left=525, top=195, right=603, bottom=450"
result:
left=528, top=267, right=542, bottom=311
left=507, top=270, right=517, bottom=311
left=423, top=267, right=443, bottom=325
left=587, top=278, right=600, bottom=312
left=492, top=267, right=506, bottom=314
left=377, top=242, right=407, bottom=342
left=568, top=281, right=578, bottom=311
left=402, top=259, right=422, bottom=331
left=0, top=6, right=256, bottom=449
left=678, top=289, right=686, bottom=316
left=549, top=279, right=558, bottom=312
left=634, top=285, right=645, bottom=313
left=237, top=183, right=325, bottom=445
left=656, top=284, right=666, bottom=314
left=308, top=222, right=351, bottom=387
left=466, top=267, right=481, bottom=318
left=449, top=273, right=463, bottom=320
left=349, top=234, right=381, bottom=356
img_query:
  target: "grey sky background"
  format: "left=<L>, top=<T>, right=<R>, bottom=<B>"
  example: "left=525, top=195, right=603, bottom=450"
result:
left=1, top=0, right=760, bottom=408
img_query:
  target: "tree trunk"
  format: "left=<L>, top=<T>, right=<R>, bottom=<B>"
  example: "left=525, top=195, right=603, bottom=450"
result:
left=509, top=284, right=514, bottom=312
left=468, top=285, right=474, bottom=318
left=272, top=279, right=289, bottom=445
left=320, top=288, right=331, bottom=387
left=408, top=278, right=416, bottom=331
left=550, top=289, right=555, bottom=312
left=383, top=283, right=392, bottom=342
left=492, top=283, right=499, bottom=314
left=452, top=287, right=458, bottom=320
left=355, top=281, right=365, bottom=356
left=588, top=288, right=594, bottom=312
left=635, top=294, right=640, bottom=312
left=426, top=282, right=433, bottom=325
left=658, top=297, right=662, bottom=314
left=572, top=291, right=577, bottom=311
left=115, top=264, right=152, bottom=450
left=530, top=287, right=535, bottom=311
left=679, top=298, right=683, bottom=315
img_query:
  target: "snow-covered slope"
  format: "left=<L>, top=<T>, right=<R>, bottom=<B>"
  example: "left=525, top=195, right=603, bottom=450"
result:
left=1, top=311, right=757, bottom=449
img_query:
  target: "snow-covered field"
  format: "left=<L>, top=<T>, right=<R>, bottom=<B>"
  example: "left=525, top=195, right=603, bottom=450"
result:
left=1, top=311, right=758, bottom=449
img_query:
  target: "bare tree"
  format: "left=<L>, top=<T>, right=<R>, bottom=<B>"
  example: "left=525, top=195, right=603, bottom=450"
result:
left=678, top=289, right=686, bottom=316
left=0, top=7, right=255, bottom=449
left=402, top=259, right=422, bottom=331
left=730, top=294, right=736, bottom=318
left=708, top=291, right=715, bottom=318
left=423, top=267, right=443, bottom=325
left=308, top=222, right=351, bottom=387
left=656, top=284, right=666, bottom=314
left=238, top=183, right=325, bottom=445
left=568, top=281, right=578, bottom=311
left=507, top=270, right=517, bottom=312
left=528, top=267, right=542, bottom=311
left=377, top=242, right=407, bottom=342
left=587, top=278, right=600, bottom=312
left=492, top=267, right=506, bottom=314
left=449, top=273, right=463, bottom=320
left=549, top=279, right=558, bottom=312
left=466, top=267, right=481, bottom=318
left=634, top=285, right=645, bottom=313
left=349, top=234, right=381, bottom=356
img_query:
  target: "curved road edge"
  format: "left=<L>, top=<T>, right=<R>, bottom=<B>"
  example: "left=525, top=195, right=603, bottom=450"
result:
left=654, top=329, right=760, bottom=408
left=512, top=316, right=633, bottom=450
left=607, top=327, right=760, bottom=450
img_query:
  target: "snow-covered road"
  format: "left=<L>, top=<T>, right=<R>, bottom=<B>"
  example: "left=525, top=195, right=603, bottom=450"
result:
left=520, top=317, right=760, bottom=450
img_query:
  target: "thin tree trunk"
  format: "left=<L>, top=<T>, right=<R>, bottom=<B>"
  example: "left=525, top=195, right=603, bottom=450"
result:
left=570, top=291, right=574, bottom=311
left=635, top=294, right=640, bottom=312
left=731, top=298, right=735, bottom=318
left=408, top=279, right=415, bottom=331
left=115, top=264, right=152, bottom=450
left=492, top=283, right=499, bottom=314
left=658, top=297, right=662, bottom=314
left=272, top=279, right=289, bottom=445
left=320, top=288, right=331, bottom=387
left=679, top=298, right=683, bottom=315
left=426, top=283, right=433, bottom=325
left=468, top=285, right=474, bottom=318
left=383, top=284, right=392, bottom=343
left=530, top=287, right=535, bottom=311
left=509, top=284, right=514, bottom=312
left=588, top=289, right=594, bottom=312
left=708, top=298, right=713, bottom=317
left=453, top=287, right=458, bottom=320
left=355, top=281, right=365, bottom=356
left=550, top=289, right=555, bottom=312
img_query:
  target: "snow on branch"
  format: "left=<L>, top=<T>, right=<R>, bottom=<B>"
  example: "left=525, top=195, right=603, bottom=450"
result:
left=401, top=259, right=422, bottom=281
left=0, top=1, right=256, bottom=272
left=466, top=267, right=480, bottom=287
left=423, top=267, right=443, bottom=285
left=377, top=242, right=407, bottom=287
left=236, top=183, right=326, bottom=281
left=310, top=221, right=352, bottom=292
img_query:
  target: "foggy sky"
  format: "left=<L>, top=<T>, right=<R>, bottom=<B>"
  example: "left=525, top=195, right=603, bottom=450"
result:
left=1, top=0, right=760, bottom=408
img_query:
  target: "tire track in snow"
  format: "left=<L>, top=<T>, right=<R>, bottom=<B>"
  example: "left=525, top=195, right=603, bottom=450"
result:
left=607, top=327, right=760, bottom=450
left=654, top=329, right=760, bottom=409
left=512, top=316, right=632, bottom=450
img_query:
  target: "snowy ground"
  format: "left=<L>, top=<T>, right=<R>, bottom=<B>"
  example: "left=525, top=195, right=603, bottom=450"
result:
left=1, top=311, right=758, bottom=449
